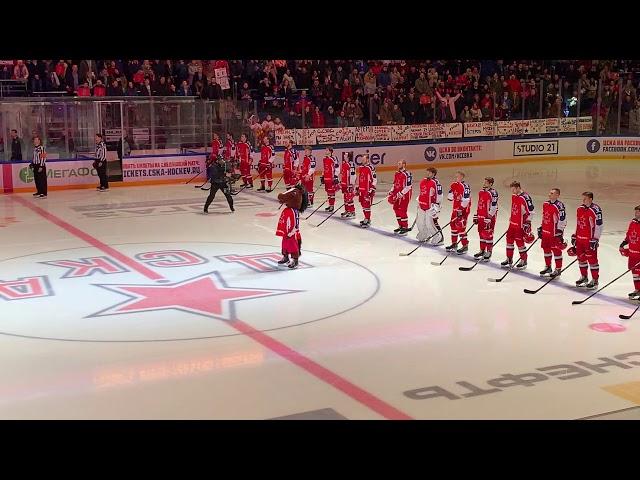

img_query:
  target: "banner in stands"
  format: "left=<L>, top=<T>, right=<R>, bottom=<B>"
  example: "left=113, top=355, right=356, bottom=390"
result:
left=122, top=155, right=207, bottom=182
left=355, top=127, right=376, bottom=142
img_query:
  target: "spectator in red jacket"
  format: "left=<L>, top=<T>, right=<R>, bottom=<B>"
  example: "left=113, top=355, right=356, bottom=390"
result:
left=340, top=79, right=352, bottom=102
left=77, top=83, right=91, bottom=97
left=133, top=69, right=145, bottom=85
left=93, top=80, right=106, bottom=97
left=507, top=74, right=522, bottom=94
left=311, top=106, right=325, bottom=128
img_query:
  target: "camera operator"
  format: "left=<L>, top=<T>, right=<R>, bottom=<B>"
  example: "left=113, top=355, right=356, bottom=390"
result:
left=203, top=154, right=235, bottom=214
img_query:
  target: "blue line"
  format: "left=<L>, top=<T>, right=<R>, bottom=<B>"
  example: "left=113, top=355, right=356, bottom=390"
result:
left=244, top=189, right=634, bottom=309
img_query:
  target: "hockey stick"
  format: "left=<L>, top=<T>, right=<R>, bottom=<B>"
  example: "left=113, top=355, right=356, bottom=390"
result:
left=572, top=260, right=640, bottom=305
left=431, top=223, right=477, bottom=266
left=619, top=302, right=640, bottom=320
left=399, top=220, right=451, bottom=257
left=372, top=198, right=385, bottom=206
left=314, top=203, right=345, bottom=227
left=459, top=229, right=508, bottom=271
left=304, top=199, right=328, bottom=220
left=268, top=174, right=283, bottom=192
left=523, top=258, right=579, bottom=294
left=487, top=237, right=540, bottom=282
left=185, top=170, right=203, bottom=185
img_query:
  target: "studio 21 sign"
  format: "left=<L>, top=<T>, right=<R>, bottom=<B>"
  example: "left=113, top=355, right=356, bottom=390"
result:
left=12, top=161, right=98, bottom=187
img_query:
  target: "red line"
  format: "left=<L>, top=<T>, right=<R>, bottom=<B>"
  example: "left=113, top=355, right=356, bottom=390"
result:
left=231, top=319, right=412, bottom=420
left=12, top=195, right=413, bottom=420
left=11, top=196, right=164, bottom=281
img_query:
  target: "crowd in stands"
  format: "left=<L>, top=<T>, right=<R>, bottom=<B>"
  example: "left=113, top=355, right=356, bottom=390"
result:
left=4, top=59, right=640, bottom=135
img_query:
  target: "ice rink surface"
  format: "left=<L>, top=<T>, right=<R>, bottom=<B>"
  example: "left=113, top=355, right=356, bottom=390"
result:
left=1, top=157, right=639, bottom=419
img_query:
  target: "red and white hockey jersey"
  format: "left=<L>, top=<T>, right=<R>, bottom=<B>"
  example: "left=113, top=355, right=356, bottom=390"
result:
left=236, top=141, right=252, bottom=164
left=284, top=147, right=299, bottom=173
left=260, top=144, right=276, bottom=165
left=390, top=169, right=412, bottom=200
left=276, top=207, right=299, bottom=238
left=418, top=177, right=443, bottom=210
left=340, top=158, right=356, bottom=188
left=358, top=164, right=377, bottom=195
left=541, top=200, right=567, bottom=236
left=622, top=218, right=640, bottom=254
left=211, top=139, right=223, bottom=158
left=299, top=154, right=316, bottom=180
left=477, top=187, right=499, bottom=218
left=448, top=181, right=471, bottom=214
left=224, top=139, right=236, bottom=160
left=509, top=192, right=535, bottom=227
left=576, top=203, right=603, bottom=241
left=322, top=154, right=339, bottom=183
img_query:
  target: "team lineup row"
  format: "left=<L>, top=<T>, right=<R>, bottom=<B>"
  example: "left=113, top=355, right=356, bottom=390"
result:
left=208, top=133, right=640, bottom=297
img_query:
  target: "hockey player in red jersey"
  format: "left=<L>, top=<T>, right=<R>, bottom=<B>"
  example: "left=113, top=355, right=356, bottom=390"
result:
left=473, top=177, right=499, bottom=262
left=257, top=136, right=276, bottom=192
left=357, top=154, right=377, bottom=228
left=223, top=132, right=236, bottom=161
left=283, top=139, right=299, bottom=190
left=446, top=171, right=472, bottom=254
left=236, top=133, right=253, bottom=188
left=210, top=133, right=223, bottom=160
left=387, top=160, right=413, bottom=235
left=321, top=146, right=340, bottom=212
left=340, top=152, right=357, bottom=219
left=619, top=205, right=640, bottom=299
left=538, top=188, right=567, bottom=277
left=299, top=146, right=317, bottom=206
left=501, top=181, right=535, bottom=270
left=572, top=191, right=603, bottom=289
left=416, top=166, right=444, bottom=245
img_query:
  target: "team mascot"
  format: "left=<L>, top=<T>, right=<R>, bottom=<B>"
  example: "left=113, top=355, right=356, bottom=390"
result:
left=276, top=185, right=308, bottom=269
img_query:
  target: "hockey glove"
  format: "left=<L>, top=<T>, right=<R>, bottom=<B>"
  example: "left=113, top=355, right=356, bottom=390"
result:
left=589, top=239, right=599, bottom=250
left=473, top=214, right=478, bottom=224
left=320, top=176, right=325, bottom=185
left=571, top=234, right=576, bottom=247
left=620, top=247, right=630, bottom=257
left=456, top=209, right=463, bottom=218
left=537, top=226, right=543, bottom=239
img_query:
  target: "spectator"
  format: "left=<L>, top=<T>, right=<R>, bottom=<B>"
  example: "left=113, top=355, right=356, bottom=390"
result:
left=139, top=78, right=154, bottom=96
left=377, top=65, right=391, bottom=89
left=364, top=68, right=377, bottom=95
left=14, top=60, right=29, bottom=80
left=629, top=100, right=640, bottom=134
left=435, top=90, right=462, bottom=121
left=336, top=109, right=349, bottom=127
left=415, top=72, right=429, bottom=95
left=311, top=106, right=325, bottom=128
left=325, top=105, right=338, bottom=127
left=460, top=104, right=473, bottom=122
left=93, top=80, right=106, bottom=97
left=379, top=98, right=393, bottom=124
left=470, top=102, right=482, bottom=121
left=10, top=130, right=22, bottom=161
left=178, top=80, right=192, bottom=96
left=65, top=64, right=80, bottom=93
left=155, top=76, right=170, bottom=96
left=402, top=92, right=419, bottom=124
left=391, top=103, right=404, bottom=124
left=77, top=82, right=91, bottom=97
left=107, top=79, right=120, bottom=96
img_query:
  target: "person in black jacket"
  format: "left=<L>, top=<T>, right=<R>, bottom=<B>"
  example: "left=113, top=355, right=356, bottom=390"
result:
left=10, top=130, right=22, bottom=161
left=203, top=155, right=234, bottom=214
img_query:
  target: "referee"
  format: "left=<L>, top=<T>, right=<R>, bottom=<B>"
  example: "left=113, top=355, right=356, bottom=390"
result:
left=94, top=133, right=109, bottom=191
left=31, top=136, right=47, bottom=198
left=203, top=155, right=235, bottom=214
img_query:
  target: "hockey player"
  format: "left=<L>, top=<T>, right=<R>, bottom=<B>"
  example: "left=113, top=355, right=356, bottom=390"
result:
left=299, top=146, right=317, bottom=206
left=210, top=133, right=223, bottom=159
left=321, top=147, right=340, bottom=212
left=387, top=160, right=412, bottom=235
left=538, top=188, right=567, bottom=277
left=339, top=152, right=357, bottom=219
left=357, top=154, right=377, bottom=228
left=473, top=177, right=499, bottom=262
left=236, top=133, right=253, bottom=188
left=257, top=136, right=276, bottom=192
left=619, top=205, right=640, bottom=299
left=501, top=181, right=535, bottom=270
left=283, top=139, right=299, bottom=190
left=572, top=191, right=603, bottom=289
left=416, top=166, right=444, bottom=245
left=223, top=132, right=236, bottom=161
left=446, top=171, right=471, bottom=254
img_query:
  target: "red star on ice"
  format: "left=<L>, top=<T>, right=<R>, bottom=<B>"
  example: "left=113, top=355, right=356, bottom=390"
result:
left=88, top=271, right=301, bottom=321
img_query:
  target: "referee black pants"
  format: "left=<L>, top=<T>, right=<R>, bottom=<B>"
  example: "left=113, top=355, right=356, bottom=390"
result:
left=204, top=182, right=234, bottom=212
left=34, top=166, right=47, bottom=195
left=97, top=163, right=109, bottom=189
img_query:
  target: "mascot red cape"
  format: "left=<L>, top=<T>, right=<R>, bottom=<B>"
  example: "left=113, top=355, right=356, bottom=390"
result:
left=276, top=185, right=306, bottom=269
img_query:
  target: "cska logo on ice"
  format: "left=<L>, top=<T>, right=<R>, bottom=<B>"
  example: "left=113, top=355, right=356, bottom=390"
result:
left=0, top=242, right=378, bottom=342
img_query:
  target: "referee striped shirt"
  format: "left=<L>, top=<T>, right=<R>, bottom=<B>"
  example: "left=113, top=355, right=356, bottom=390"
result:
left=32, top=145, right=46, bottom=166
left=96, top=141, right=107, bottom=162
